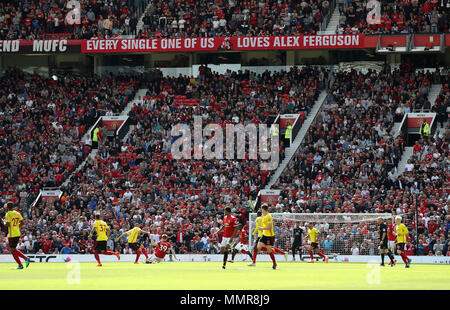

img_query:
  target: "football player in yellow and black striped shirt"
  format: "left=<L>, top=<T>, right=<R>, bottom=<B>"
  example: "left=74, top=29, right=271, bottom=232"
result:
left=252, top=211, right=263, bottom=252
left=4, top=202, right=30, bottom=269
left=116, top=224, right=151, bottom=264
left=395, top=216, right=411, bottom=268
left=89, top=212, right=120, bottom=266
left=251, top=210, right=287, bottom=264
left=307, top=223, right=328, bottom=263
left=249, top=204, right=278, bottom=269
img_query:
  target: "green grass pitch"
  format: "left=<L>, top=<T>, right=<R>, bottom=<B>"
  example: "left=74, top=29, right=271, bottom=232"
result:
left=1, top=261, right=449, bottom=290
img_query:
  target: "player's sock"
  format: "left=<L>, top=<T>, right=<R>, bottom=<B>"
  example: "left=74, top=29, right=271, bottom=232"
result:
left=252, top=249, right=258, bottom=263
left=94, top=251, right=101, bottom=264
left=231, top=249, right=237, bottom=261
left=400, top=252, right=408, bottom=264
left=309, top=251, right=314, bottom=260
left=12, top=251, right=22, bottom=266
left=223, top=251, right=228, bottom=266
left=269, top=252, right=276, bottom=265
left=273, top=247, right=285, bottom=255
left=317, top=252, right=326, bottom=259
left=381, top=253, right=385, bottom=265
left=135, top=251, right=141, bottom=263
left=15, top=250, right=27, bottom=260
left=402, top=252, right=410, bottom=262
left=387, top=250, right=395, bottom=263
left=103, top=250, right=115, bottom=255
left=142, top=248, right=149, bottom=259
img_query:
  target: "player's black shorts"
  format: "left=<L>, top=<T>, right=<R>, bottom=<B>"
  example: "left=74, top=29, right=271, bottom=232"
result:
left=129, top=243, right=141, bottom=251
left=95, top=241, right=107, bottom=252
left=254, top=237, right=261, bottom=245
left=380, top=239, right=388, bottom=249
left=8, top=237, right=20, bottom=248
left=292, top=240, right=302, bottom=248
left=311, top=242, right=319, bottom=249
left=396, top=243, right=405, bottom=251
left=260, top=235, right=275, bottom=246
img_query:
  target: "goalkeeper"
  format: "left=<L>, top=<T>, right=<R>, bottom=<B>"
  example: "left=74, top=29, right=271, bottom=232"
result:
left=292, top=222, right=304, bottom=261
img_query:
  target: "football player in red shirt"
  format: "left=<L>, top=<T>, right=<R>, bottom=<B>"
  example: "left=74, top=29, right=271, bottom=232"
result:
left=387, top=217, right=397, bottom=265
left=213, top=206, right=239, bottom=269
left=230, top=223, right=253, bottom=262
left=146, top=234, right=178, bottom=264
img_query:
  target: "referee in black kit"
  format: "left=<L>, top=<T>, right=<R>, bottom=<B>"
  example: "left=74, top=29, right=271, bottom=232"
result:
left=292, top=222, right=304, bottom=261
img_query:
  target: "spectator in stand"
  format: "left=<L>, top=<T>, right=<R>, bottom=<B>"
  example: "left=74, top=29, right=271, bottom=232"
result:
left=61, top=243, right=72, bottom=254
left=0, top=0, right=145, bottom=40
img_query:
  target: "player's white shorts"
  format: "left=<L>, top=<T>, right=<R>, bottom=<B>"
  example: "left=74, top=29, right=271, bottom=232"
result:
left=234, top=243, right=249, bottom=252
left=220, top=237, right=233, bottom=248
left=388, top=241, right=395, bottom=251
left=147, top=255, right=163, bottom=263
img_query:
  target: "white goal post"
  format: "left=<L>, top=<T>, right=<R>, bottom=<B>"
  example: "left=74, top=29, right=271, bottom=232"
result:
left=248, top=213, right=394, bottom=259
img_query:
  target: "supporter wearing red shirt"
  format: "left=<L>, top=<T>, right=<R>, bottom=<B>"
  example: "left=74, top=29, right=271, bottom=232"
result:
left=404, top=243, right=415, bottom=256
left=428, top=220, right=438, bottom=234
left=62, top=237, right=72, bottom=248
left=413, top=141, right=421, bottom=153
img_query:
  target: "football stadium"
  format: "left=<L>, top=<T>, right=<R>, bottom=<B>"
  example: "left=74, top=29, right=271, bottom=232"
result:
left=0, top=0, right=449, bottom=297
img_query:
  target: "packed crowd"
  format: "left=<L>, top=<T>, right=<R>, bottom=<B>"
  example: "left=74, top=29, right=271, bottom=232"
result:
left=336, top=0, right=449, bottom=34
left=0, top=66, right=327, bottom=255
left=0, top=68, right=139, bottom=213
left=0, top=0, right=448, bottom=40
left=272, top=66, right=449, bottom=255
left=138, top=0, right=333, bottom=38
left=0, top=0, right=148, bottom=40
left=0, top=65, right=447, bottom=257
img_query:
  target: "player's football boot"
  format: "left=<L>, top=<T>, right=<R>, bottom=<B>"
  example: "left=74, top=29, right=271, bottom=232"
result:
left=222, top=265, right=226, bottom=269
left=388, top=259, right=396, bottom=265
left=97, top=263, right=102, bottom=267
left=25, top=258, right=30, bottom=268
left=247, top=263, right=256, bottom=266
left=16, top=265, right=24, bottom=270
left=134, top=262, right=139, bottom=264
left=380, top=264, right=385, bottom=267
left=405, top=259, right=412, bottom=268
left=115, top=252, right=121, bottom=260
left=227, top=260, right=233, bottom=263
left=272, top=264, right=277, bottom=270
left=325, top=257, right=329, bottom=263
left=308, top=260, right=314, bottom=263
left=284, top=253, right=288, bottom=261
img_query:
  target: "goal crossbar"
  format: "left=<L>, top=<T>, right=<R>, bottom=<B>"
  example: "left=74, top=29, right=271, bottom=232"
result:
left=248, top=213, right=393, bottom=256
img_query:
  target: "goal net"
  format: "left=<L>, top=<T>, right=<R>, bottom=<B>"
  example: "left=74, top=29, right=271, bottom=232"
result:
left=248, top=213, right=393, bottom=260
